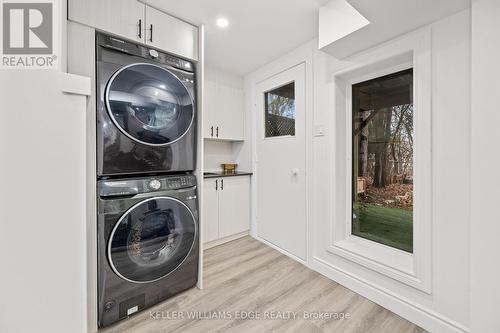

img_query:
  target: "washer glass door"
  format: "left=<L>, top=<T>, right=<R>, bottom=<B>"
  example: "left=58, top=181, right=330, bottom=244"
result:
left=105, top=63, right=194, bottom=146
left=108, top=197, right=196, bottom=283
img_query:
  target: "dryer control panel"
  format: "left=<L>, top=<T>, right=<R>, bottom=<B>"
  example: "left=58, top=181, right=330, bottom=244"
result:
left=97, top=33, right=194, bottom=73
left=99, top=175, right=197, bottom=197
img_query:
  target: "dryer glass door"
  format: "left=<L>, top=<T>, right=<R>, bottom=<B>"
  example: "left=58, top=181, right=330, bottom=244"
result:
left=108, top=197, right=196, bottom=283
left=105, top=63, right=194, bottom=146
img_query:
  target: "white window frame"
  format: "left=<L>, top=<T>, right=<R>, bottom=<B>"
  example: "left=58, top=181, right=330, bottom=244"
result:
left=328, top=29, right=432, bottom=293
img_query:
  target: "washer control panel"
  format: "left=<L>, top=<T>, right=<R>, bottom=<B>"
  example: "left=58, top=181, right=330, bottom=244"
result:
left=165, top=176, right=192, bottom=189
left=99, top=175, right=197, bottom=197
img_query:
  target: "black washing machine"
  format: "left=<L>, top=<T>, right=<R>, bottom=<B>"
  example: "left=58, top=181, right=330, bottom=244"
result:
left=96, top=32, right=197, bottom=177
left=97, top=174, right=199, bottom=328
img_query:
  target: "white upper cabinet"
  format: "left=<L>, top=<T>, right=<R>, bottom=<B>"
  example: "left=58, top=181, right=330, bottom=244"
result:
left=204, top=70, right=245, bottom=141
left=68, top=0, right=199, bottom=61
left=68, top=0, right=144, bottom=42
left=217, top=85, right=244, bottom=141
left=145, top=5, right=199, bottom=61
left=204, top=80, right=218, bottom=138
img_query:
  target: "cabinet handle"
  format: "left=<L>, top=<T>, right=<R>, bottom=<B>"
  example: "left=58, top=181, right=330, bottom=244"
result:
left=210, top=126, right=214, bottom=137
left=149, top=24, right=153, bottom=42
left=138, top=19, right=142, bottom=38
left=221, top=179, right=224, bottom=190
left=216, top=126, right=219, bottom=138
left=215, top=179, right=218, bottom=191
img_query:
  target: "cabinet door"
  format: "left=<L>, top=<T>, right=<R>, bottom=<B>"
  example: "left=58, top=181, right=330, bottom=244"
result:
left=68, top=0, right=144, bottom=42
left=203, top=80, right=218, bottom=139
left=203, top=178, right=220, bottom=243
left=218, top=85, right=245, bottom=141
left=145, top=5, right=199, bottom=60
left=219, top=176, right=250, bottom=238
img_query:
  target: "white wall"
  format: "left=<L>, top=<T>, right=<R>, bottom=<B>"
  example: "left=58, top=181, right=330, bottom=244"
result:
left=246, top=9, right=472, bottom=333
left=0, top=71, right=89, bottom=333
left=470, top=1, right=500, bottom=332
left=0, top=1, right=90, bottom=332
left=204, top=140, right=245, bottom=171
left=205, top=65, right=244, bottom=90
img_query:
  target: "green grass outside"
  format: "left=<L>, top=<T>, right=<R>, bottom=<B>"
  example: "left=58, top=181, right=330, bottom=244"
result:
left=353, top=202, right=413, bottom=253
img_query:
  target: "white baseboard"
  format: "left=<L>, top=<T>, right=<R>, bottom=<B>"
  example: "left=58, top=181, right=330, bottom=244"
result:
left=203, top=231, right=249, bottom=250
left=251, top=235, right=308, bottom=266
left=311, top=256, right=469, bottom=333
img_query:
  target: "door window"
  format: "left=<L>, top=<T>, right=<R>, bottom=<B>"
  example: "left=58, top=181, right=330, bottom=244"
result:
left=264, top=82, right=295, bottom=137
left=108, top=197, right=196, bottom=283
left=106, top=63, right=194, bottom=146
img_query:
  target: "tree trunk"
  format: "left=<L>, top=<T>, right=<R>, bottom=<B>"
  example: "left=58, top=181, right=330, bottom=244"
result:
left=391, top=106, right=406, bottom=177
left=372, top=107, right=392, bottom=187
left=359, top=110, right=370, bottom=177
left=373, top=150, right=383, bottom=187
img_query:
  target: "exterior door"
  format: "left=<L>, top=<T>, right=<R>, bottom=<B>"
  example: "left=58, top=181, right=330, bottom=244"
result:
left=108, top=197, right=196, bottom=283
left=255, top=63, right=307, bottom=260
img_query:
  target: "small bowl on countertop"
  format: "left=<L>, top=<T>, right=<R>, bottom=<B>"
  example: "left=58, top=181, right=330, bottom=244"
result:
left=221, top=163, right=238, bottom=173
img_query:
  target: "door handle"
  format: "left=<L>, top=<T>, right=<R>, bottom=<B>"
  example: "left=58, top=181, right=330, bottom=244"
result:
left=216, top=126, right=219, bottom=138
left=138, top=19, right=142, bottom=38
left=149, top=24, right=153, bottom=42
left=210, top=126, right=214, bottom=137
left=221, top=179, right=224, bottom=190
left=215, top=179, right=218, bottom=190
left=291, top=168, right=299, bottom=176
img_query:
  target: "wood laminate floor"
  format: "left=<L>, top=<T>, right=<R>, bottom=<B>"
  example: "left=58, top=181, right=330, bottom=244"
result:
left=103, top=236, right=426, bottom=333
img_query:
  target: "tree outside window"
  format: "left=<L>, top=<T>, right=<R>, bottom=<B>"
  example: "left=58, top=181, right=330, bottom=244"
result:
left=352, top=69, right=414, bottom=253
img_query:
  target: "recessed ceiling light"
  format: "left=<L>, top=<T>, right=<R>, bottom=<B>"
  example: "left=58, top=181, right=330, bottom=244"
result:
left=216, top=17, right=229, bottom=28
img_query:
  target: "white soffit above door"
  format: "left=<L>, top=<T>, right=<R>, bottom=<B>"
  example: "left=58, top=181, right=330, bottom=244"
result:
left=141, top=0, right=329, bottom=75
left=320, top=0, right=471, bottom=58
left=318, top=0, right=369, bottom=50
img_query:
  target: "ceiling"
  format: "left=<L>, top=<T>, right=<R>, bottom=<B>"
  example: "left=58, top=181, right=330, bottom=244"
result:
left=143, top=0, right=329, bottom=75
left=321, top=0, right=471, bottom=58
left=144, top=0, right=470, bottom=75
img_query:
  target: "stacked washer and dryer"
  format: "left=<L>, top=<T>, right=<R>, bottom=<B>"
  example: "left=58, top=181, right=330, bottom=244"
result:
left=95, top=33, right=199, bottom=328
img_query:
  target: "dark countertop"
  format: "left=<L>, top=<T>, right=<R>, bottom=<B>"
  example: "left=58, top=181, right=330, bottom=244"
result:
left=203, top=171, right=253, bottom=179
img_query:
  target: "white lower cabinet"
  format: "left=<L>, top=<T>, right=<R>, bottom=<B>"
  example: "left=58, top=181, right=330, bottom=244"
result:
left=219, top=176, right=251, bottom=238
left=203, top=178, right=220, bottom=243
left=203, top=176, right=250, bottom=246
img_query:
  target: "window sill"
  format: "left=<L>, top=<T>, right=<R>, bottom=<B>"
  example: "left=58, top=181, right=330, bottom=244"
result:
left=328, top=235, right=429, bottom=293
